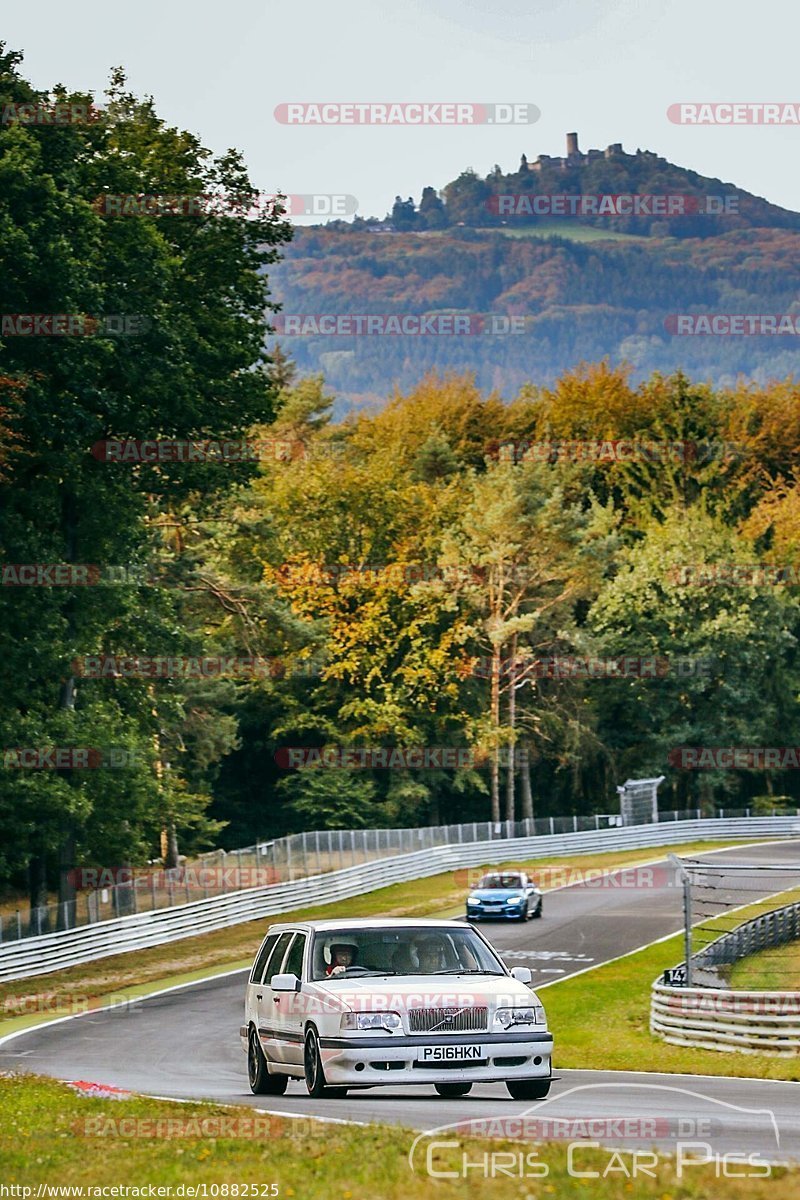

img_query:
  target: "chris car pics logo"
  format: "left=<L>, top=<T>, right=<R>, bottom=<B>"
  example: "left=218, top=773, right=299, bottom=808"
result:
left=408, top=1083, right=777, bottom=1180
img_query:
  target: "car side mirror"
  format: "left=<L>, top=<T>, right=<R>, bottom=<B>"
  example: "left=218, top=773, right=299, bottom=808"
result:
left=510, top=966, right=532, bottom=984
left=270, top=972, right=301, bottom=992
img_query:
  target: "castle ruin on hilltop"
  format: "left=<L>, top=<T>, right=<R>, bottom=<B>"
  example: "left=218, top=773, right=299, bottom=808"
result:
left=529, top=133, right=665, bottom=171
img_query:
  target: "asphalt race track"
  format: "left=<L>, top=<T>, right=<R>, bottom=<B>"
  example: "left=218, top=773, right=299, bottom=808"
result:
left=3, top=840, right=800, bottom=1163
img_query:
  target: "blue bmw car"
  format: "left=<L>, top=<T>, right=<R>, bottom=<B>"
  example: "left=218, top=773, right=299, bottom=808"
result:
left=466, top=870, right=543, bottom=922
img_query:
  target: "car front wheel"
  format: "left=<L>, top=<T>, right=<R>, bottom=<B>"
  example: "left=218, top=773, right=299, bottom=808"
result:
left=434, top=1082, right=473, bottom=1097
left=304, top=1027, right=347, bottom=1098
left=506, top=1078, right=551, bottom=1100
left=248, top=1029, right=288, bottom=1095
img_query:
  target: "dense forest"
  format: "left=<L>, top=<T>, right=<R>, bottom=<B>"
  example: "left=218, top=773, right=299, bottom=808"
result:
left=272, top=225, right=800, bottom=409
left=3, top=44, right=800, bottom=912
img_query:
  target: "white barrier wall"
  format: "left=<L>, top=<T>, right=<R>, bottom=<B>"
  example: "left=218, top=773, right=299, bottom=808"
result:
left=651, top=981, right=800, bottom=1056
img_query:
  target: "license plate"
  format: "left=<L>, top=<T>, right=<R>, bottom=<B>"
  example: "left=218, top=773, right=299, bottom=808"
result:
left=418, top=1045, right=483, bottom=1062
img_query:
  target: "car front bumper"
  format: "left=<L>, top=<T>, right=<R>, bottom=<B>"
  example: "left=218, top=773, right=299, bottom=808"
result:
left=467, top=903, right=530, bottom=919
left=316, top=1029, right=553, bottom=1085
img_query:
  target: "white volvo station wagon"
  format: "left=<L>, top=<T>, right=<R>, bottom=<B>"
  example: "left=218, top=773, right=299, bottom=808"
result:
left=240, top=917, right=553, bottom=1100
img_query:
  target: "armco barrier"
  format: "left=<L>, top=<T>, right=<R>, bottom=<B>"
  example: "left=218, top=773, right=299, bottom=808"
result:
left=651, top=981, right=800, bottom=1056
left=0, top=816, right=795, bottom=983
left=652, top=896, right=800, bottom=1055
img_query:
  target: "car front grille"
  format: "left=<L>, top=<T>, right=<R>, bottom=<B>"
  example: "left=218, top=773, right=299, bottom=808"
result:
left=407, top=1005, right=489, bottom=1033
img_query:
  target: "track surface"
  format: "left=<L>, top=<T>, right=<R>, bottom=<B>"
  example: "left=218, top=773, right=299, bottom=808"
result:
left=3, top=840, right=800, bottom=1162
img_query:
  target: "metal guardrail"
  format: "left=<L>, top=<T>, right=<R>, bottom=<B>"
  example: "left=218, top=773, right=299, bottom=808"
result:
left=694, top=901, right=800, bottom=972
left=652, top=899, right=800, bottom=1055
left=2, top=807, right=766, bottom=942
left=0, top=814, right=795, bottom=984
left=5, top=811, right=631, bottom=941
left=651, top=980, right=800, bottom=1056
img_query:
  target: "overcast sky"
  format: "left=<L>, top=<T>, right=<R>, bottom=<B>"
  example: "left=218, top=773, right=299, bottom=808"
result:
left=3, top=0, right=799, bottom=221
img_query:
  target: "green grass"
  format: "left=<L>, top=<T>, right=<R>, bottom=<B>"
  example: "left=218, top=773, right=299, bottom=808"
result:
left=417, top=223, right=644, bottom=243
left=0, top=1074, right=797, bottom=1198
left=489, top=221, right=644, bottom=243
left=729, top=931, right=800, bottom=991
left=0, top=839, right=754, bottom=1040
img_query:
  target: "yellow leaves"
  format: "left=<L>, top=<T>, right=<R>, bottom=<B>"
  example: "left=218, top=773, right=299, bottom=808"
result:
left=741, top=479, right=800, bottom=564
left=537, top=362, right=642, bottom=438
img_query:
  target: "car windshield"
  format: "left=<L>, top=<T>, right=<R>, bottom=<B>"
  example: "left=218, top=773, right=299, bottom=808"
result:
left=478, top=874, right=524, bottom=889
left=310, top=926, right=506, bottom=980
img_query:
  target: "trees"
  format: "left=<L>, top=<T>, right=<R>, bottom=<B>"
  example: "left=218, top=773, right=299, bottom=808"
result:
left=439, top=459, right=616, bottom=821
left=588, top=508, right=800, bottom=806
left=0, top=45, right=291, bottom=906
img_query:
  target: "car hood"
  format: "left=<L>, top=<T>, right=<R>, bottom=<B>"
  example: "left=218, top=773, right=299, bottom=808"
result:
left=314, top=975, right=537, bottom=1011
left=470, top=888, right=527, bottom=900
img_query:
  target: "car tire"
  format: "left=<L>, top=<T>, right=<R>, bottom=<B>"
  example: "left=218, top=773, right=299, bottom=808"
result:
left=533, top=901, right=542, bottom=918
left=434, top=1082, right=473, bottom=1097
left=506, top=1078, right=551, bottom=1100
left=304, top=1027, right=347, bottom=1098
left=248, top=1029, right=288, bottom=1095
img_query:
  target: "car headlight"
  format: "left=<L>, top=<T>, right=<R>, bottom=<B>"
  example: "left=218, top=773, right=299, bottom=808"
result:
left=507, top=895, right=525, bottom=905
left=340, top=1011, right=402, bottom=1032
left=495, top=1005, right=546, bottom=1028
left=467, top=896, right=481, bottom=904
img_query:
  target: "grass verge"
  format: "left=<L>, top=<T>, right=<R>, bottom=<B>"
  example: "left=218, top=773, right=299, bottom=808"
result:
left=0, top=839, right=755, bottom=1037
left=0, top=1073, right=797, bottom=1198
left=729, top=929, right=800, bottom=991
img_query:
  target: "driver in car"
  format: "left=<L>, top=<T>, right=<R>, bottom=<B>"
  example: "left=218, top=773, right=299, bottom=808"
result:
left=326, top=941, right=358, bottom=976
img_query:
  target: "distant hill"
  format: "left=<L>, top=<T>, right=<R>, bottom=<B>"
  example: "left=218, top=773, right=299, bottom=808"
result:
left=268, top=136, right=800, bottom=410
left=386, top=132, right=800, bottom=238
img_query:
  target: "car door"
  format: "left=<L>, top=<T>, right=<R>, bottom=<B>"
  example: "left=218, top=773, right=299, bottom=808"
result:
left=256, top=930, right=295, bottom=1065
left=272, top=931, right=308, bottom=1068
left=247, top=931, right=279, bottom=1031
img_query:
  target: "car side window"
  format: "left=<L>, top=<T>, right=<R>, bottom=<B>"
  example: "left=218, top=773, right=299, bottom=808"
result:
left=265, top=931, right=295, bottom=984
left=283, top=933, right=307, bottom=980
left=250, top=933, right=279, bottom=983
